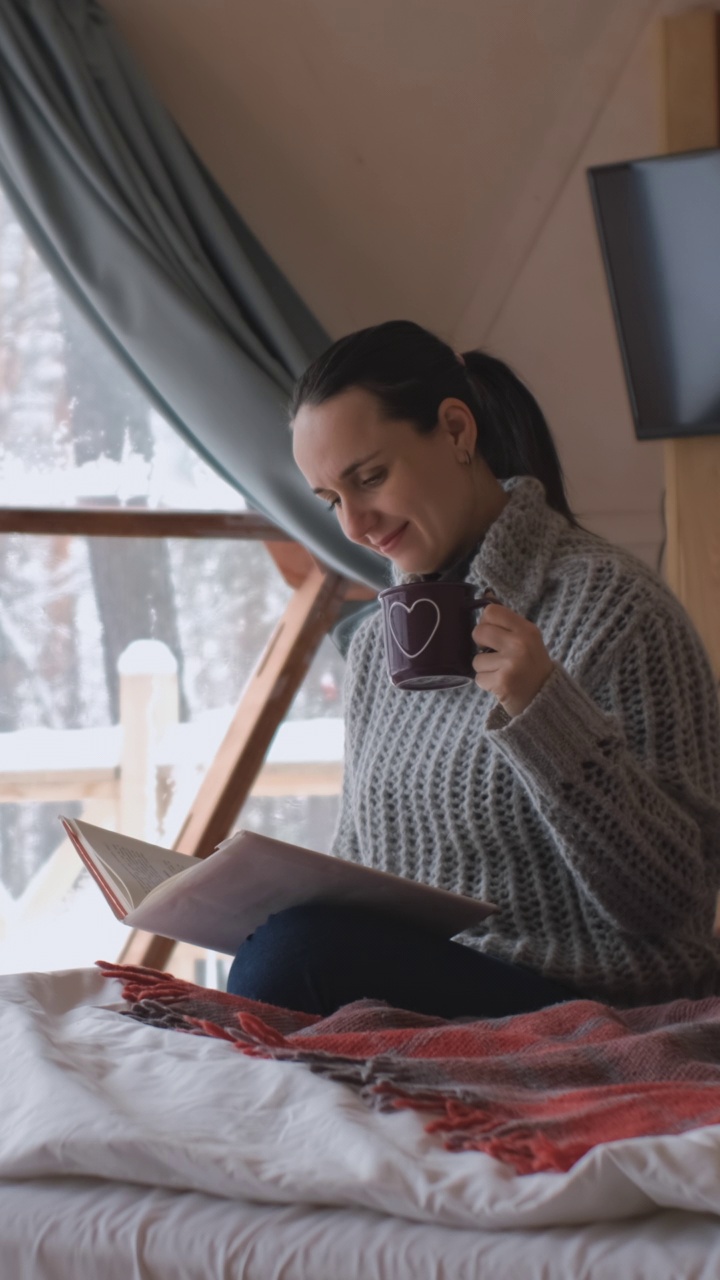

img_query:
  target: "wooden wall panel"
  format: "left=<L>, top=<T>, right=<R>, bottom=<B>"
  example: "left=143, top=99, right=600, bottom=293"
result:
left=662, top=9, right=720, bottom=677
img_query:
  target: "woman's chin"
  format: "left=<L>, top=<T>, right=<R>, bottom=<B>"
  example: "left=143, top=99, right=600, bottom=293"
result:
left=385, top=531, right=451, bottom=576
left=390, top=547, right=439, bottom=576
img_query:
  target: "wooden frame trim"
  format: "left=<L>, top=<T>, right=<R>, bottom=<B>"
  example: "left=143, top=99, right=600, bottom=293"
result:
left=0, top=507, right=286, bottom=540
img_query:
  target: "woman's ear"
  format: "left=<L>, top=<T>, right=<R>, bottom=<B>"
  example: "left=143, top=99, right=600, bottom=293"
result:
left=437, top=397, right=478, bottom=458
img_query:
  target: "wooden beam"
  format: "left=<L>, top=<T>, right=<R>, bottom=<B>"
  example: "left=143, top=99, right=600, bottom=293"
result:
left=118, top=565, right=349, bottom=970
left=664, top=438, right=720, bottom=670
left=0, top=506, right=286, bottom=540
left=0, top=504, right=378, bottom=594
left=662, top=9, right=720, bottom=677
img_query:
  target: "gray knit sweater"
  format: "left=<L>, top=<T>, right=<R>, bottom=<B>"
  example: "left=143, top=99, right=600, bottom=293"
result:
left=331, top=476, right=720, bottom=1006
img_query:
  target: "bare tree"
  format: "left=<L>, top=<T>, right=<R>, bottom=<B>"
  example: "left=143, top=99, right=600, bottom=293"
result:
left=56, top=290, right=188, bottom=721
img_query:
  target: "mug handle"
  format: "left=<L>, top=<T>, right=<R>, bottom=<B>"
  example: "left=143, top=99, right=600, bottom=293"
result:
left=468, top=591, right=500, bottom=653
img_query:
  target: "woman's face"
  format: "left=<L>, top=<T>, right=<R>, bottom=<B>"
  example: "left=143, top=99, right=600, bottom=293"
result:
left=292, top=387, right=504, bottom=576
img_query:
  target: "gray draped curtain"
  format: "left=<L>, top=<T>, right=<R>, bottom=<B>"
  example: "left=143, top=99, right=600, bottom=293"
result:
left=0, top=0, right=388, bottom=591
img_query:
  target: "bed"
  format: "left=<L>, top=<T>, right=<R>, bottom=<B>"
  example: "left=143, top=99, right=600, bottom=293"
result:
left=2, top=965, right=720, bottom=1279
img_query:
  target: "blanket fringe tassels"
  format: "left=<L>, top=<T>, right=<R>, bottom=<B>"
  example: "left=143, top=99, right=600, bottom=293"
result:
left=96, top=960, right=720, bottom=1176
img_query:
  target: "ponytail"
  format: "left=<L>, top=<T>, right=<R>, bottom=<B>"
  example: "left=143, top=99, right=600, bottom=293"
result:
left=291, top=320, right=577, bottom=525
left=460, top=350, right=576, bottom=525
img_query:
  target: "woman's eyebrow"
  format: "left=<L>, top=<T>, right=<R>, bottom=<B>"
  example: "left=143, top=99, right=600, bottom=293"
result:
left=312, top=450, right=383, bottom=494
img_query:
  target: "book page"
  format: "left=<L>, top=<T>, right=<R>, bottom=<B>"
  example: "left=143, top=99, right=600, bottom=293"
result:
left=71, top=820, right=200, bottom=910
left=99, top=841, right=187, bottom=898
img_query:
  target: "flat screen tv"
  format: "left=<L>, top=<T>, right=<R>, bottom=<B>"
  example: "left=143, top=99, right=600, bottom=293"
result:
left=588, top=148, right=720, bottom=440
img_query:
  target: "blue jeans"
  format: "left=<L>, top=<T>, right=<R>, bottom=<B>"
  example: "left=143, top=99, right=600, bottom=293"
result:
left=227, top=903, right=577, bottom=1019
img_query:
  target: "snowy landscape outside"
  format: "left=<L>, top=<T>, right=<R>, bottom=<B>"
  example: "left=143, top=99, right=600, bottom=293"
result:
left=0, top=190, right=345, bottom=978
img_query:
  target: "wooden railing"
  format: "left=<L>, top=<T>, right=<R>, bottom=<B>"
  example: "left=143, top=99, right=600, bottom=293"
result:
left=0, top=642, right=343, bottom=823
left=0, top=503, right=376, bottom=970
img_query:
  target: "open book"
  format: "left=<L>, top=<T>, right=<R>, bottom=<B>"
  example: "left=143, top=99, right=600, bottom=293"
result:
left=61, top=816, right=496, bottom=955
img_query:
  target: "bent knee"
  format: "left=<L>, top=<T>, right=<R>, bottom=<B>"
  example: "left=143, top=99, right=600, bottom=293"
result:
left=227, top=902, right=357, bottom=1004
left=250, top=901, right=363, bottom=954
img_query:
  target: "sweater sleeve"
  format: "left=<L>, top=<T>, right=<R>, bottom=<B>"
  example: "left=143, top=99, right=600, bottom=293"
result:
left=485, top=604, right=720, bottom=935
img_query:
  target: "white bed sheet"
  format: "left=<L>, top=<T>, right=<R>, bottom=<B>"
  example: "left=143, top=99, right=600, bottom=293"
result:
left=1, top=965, right=720, bottom=1277
left=3, top=1178, right=720, bottom=1280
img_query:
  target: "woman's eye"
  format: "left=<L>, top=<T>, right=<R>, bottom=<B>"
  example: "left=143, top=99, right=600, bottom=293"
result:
left=322, top=471, right=383, bottom=512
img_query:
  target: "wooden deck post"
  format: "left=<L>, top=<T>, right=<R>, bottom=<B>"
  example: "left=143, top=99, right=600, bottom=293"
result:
left=118, top=640, right=179, bottom=840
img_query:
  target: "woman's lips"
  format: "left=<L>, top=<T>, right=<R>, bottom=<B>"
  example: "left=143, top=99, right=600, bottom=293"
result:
left=374, top=523, right=408, bottom=554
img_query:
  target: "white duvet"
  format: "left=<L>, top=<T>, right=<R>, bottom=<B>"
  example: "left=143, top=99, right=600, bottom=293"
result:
left=1, top=966, right=720, bottom=1233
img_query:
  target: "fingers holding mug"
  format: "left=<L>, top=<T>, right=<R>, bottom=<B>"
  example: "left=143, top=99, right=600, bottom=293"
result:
left=472, top=604, right=554, bottom=717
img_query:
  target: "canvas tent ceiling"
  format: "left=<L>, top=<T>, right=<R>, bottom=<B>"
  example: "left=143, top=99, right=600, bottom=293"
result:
left=103, top=0, right=701, bottom=563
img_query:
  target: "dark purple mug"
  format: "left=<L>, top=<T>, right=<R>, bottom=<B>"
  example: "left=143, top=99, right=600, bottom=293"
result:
left=378, top=581, right=495, bottom=690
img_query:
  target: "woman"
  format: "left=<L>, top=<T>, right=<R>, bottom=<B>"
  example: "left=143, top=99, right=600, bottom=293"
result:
left=228, top=320, right=720, bottom=1019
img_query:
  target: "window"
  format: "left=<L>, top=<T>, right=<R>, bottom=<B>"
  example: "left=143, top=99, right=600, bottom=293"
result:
left=0, top=191, right=344, bottom=976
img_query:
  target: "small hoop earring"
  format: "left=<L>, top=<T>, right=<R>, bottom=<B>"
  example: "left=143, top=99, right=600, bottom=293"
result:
left=461, top=450, right=472, bottom=467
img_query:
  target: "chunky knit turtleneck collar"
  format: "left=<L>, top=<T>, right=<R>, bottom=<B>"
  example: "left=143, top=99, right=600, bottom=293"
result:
left=466, top=476, right=566, bottom=616
left=396, top=476, right=566, bottom=616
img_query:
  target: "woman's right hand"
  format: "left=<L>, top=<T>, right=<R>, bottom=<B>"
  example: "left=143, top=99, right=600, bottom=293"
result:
left=472, top=602, right=555, bottom=717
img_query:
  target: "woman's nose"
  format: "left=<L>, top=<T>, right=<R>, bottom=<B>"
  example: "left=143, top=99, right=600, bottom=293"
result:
left=340, top=499, right=374, bottom=543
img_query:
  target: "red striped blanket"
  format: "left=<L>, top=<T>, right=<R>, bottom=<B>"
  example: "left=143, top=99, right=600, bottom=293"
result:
left=97, top=960, right=720, bottom=1175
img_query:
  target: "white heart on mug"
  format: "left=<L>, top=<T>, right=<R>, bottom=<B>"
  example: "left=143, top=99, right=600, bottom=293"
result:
left=388, top=598, right=441, bottom=659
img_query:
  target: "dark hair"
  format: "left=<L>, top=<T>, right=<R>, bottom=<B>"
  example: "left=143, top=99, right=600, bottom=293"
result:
left=290, top=319, right=577, bottom=525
